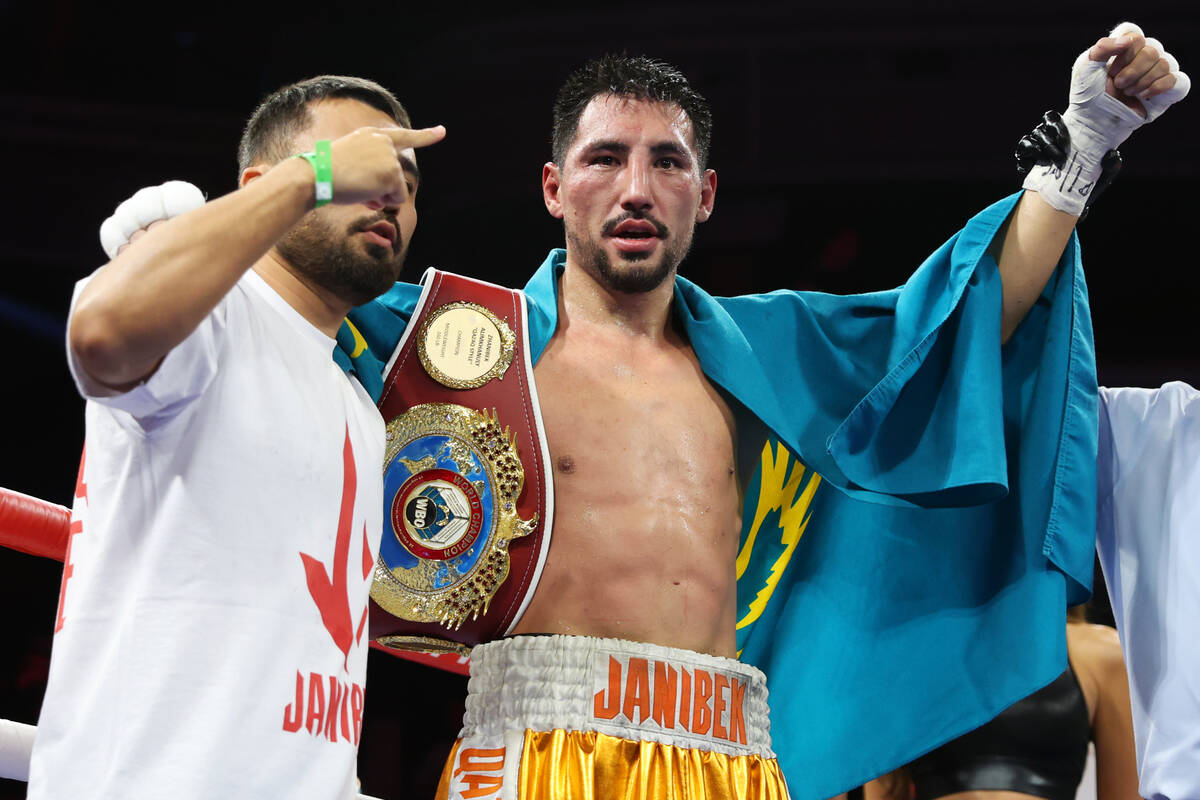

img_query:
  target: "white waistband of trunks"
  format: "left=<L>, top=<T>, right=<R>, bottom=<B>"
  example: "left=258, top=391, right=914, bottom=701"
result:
left=463, top=635, right=774, bottom=759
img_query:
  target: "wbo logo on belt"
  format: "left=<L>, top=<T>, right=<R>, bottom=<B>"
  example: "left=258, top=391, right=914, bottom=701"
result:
left=374, top=403, right=537, bottom=631
left=369, top=271, right=554, bottom=657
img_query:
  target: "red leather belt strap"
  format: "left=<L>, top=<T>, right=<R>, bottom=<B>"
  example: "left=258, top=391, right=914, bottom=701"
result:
left=369, top=269, right=553, bottom=654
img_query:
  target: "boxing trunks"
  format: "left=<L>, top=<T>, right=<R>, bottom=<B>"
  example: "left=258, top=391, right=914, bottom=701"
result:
left=436, top=635, right=790, bottom=800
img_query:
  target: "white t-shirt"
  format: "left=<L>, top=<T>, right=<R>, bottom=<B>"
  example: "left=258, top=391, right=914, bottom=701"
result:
left=29, top=270, right=384, bottom=800
left=1096, top=382, right=1200, bottom=800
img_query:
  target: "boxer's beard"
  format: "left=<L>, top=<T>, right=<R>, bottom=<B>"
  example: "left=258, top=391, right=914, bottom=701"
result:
left=568, top=212, right=691, bottom=294
left=277, top=209, right=405, bottom=306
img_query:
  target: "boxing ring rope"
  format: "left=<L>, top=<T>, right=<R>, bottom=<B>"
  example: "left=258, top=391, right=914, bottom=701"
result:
left=0, top=719, right=34, bottom=781
left=0, top=486, right=385, bottom=798
left=0, top=487, right=69, bottom=561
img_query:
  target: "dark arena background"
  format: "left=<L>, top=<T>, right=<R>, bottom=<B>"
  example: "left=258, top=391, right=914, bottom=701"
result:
left=1, top=2, right=1196, bottom=797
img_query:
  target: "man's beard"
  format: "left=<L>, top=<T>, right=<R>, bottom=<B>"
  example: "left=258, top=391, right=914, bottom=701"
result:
left=568, top=212, right=691, bottom=294
left=276, top=210, right=405, bottom=306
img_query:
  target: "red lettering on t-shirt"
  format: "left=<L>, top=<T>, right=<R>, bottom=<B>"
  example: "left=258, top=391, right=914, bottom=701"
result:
left=324, top=677, right=343, bottom=742
left=361, top=525, right=374, bottom=579
left=305, top=672, right=326, bottom=734
left=351, top=683, right=364, bottom=745
left=54, top=446, right=88, bottom=633
left=299, top=428, right=360, bottom=671
left=282, top=671, right=304, bottom=732
left=355, top=523, right=371, bottom=647
left=338, top=680, right=351, bottom=742
left=282, top=672, right=364, bottom=744
left=355, top=604, right=369, bottom=647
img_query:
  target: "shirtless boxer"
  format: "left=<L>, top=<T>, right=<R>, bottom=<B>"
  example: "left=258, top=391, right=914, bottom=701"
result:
left=96, top=23, right=1187, bottom=799
left=989, top=63, right=1198, bottom=800
left=427, top=28, right=1184, bottom=798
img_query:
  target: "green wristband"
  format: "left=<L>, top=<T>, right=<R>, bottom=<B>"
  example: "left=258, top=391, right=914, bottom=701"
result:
left=296, top=139, right=333, bottom=207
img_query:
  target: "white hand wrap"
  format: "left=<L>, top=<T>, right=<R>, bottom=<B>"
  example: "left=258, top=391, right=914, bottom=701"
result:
left=99, top=180, right=205, bottom=259
left=1023, top=22, right=1190, bottom=216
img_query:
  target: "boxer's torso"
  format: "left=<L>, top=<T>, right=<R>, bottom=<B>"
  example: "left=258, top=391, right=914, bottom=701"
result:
left=511, top=310, right=741, bottom=658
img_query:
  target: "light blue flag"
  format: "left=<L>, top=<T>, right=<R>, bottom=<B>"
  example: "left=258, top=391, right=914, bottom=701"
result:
left=341, top=191, right=1098, bottom=797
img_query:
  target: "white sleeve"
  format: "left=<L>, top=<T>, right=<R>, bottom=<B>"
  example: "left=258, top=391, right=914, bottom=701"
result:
left=1096, top=382, right=1200, bottom=615
left=65, top=271, right=227, bottom=424
left=1096, top=382, right=1200, bottom=795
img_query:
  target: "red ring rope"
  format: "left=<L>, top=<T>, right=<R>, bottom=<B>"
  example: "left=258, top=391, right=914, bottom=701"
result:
left=0, top=485, right=469, bottom=673
left=0, top=487, right=69, bottom=561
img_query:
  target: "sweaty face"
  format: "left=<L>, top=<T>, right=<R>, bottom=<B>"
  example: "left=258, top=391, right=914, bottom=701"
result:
left=551, top=96, right=713, bottom=294
left=566, top=208, right=685, bottom=294
left=274, top=98, right=419, bottom=305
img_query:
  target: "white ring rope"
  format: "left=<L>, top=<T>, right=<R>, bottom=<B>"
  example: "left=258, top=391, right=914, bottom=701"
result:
left=0, top=718, right=34, bottom=781
left=0, top=719, right=382, bottom=798
left=1, top=487, right=388, bottom=798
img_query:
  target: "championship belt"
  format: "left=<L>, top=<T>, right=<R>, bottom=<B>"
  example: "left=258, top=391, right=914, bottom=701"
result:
left=369, top=270, right=554, bottom=657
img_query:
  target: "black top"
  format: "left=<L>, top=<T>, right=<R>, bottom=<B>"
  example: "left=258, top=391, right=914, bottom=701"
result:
left=909, top=666, right=1090, bottom=800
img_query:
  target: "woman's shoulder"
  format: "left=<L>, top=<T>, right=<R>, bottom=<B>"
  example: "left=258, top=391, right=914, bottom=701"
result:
left=1068, top=622, right=1128, bottom=703
left=1067, top=622, right=1123, bottom=659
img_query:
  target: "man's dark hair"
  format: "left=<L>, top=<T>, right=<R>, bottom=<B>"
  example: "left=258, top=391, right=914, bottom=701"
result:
left=237, top=75, right=411, bottom=177
left=551, top=54, right=713, bottom=169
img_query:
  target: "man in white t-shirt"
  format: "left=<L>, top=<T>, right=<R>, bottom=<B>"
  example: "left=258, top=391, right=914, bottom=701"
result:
left=73, top=26, right=1192, bottom=798
left=1096, top=382, right=1200, bottom=800
left=29, top=77, right=444, bottom=800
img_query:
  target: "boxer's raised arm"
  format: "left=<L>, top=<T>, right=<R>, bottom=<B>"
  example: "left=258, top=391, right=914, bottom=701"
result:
left=71, top=125, right=443, bottom=391
left=994, top=24, right=1188, bottom=342
left=992, top=191, right=1077, bottom=344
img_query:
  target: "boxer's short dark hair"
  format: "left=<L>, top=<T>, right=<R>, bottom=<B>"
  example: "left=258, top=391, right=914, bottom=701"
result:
left=237, top=75, right=411, bottom=178
left=551, top=54, right=713, bottom=169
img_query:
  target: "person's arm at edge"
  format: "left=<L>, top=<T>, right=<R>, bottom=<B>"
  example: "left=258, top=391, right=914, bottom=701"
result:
left=993, top=30, right=1181, bottom=343
left=992, top=190, right=1077, bottom=344
left=70, top=157, right=316, bottom=392
left=1088, top=625, right=1140, bottom=800
left=70, top=124, right=444, bottom=392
